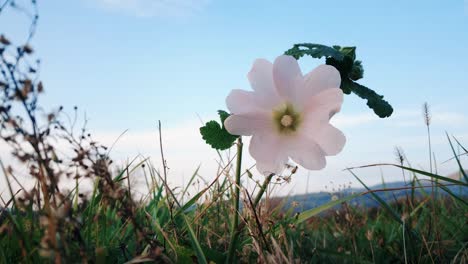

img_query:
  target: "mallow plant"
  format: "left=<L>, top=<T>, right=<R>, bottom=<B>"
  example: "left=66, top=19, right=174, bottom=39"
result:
left=200, top=44, right=393, bottom=263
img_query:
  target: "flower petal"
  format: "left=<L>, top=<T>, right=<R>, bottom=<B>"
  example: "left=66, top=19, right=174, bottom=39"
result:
left=302, top=65, right=341, bottom=102
left=313, top=124, right=346, bottom=156
left=248, top=59, right=281, bottom=108
left=301, top=90, right=343, bottom=137
left=256, top=160, right=285, bottom=176
left=288, top=135, right=326, bottom=170
left=224, top=113, right=272, bottom=136
left=226, top=89, right=262, bottom=114
left=249, top=132, right=288, bottom=173
left=300, top=88, right=345, bottom=154
left=273, top=55, right=304, bottom=105
left=305, top=88, right=344, bottom=118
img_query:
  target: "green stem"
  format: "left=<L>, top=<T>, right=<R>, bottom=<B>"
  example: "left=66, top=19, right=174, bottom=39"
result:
left=226, top=138, right=243, bottom=264
left=253, top=173, right=275, bottom=207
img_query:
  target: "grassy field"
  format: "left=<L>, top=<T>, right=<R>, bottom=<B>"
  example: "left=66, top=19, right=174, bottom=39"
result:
left=0, top=149, right=467, bottom=263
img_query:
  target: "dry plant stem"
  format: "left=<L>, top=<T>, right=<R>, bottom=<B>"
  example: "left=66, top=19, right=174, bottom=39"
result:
left=253, top=173, right=275, bottom=207
left=245, top=192, right=270, bottom=252
left=157, top=121, right=181, bottom=210
left=158, top=121, right=168, bottom=187
left=402, top=221, right=408, bottom=264
left=424, top=109, right=443, bottom=258
left=3, top=54, right=60, bottom=261
left=426, top=124, right=432, bottom=174
left=226, top=137, right=243, bottom=264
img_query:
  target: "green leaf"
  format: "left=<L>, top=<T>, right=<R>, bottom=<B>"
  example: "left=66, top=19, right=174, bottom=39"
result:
left=284, top=43, right=344, bottom=60
left=342, top=79, right=394, bottom=118
left=285, top=43, right=394, bottom=118
left=200, top=110, right=239, bottom=150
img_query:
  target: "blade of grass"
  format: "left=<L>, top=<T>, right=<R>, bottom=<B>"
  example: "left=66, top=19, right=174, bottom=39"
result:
left=148, top=215, right=177, bottom=256
left=447, top=133, right=468, bottom=182
left=174, top=156, right=235, bottom=218
left=409, top=197, right=429, bottom=218
left=349, top=163, right=468, bottom=186
left=113, top=157, right=148, bottom=183
left=0, top=159, right=32, bottom=255
left=348, top=167, right=422, bottom=259
left=180, top=165, right=200, bottom=202
left=182, top=215, right=208, bottom=264
left=453, top=136, right=468, bottom=153
left=295, top=192, right=362, bottom=224
left=176, top=190, right=204, bottom=215
left=442, top=136, right=468, bottom=164
left=0, top=244, right=6, bottom=264
left=348, top=169, right=402, bottom=224
left=402, top=221, right=408, bottom=264
left=437, top=184, right=468, bottom=207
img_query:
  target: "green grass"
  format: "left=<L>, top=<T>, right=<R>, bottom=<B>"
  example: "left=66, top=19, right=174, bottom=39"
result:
left=0, top=150, right=467, bottom=263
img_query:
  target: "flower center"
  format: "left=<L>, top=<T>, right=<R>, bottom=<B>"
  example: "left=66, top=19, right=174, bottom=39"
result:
left=280, top=115, right=293, bottom=127
left=272, top=103, right=302, bottom=135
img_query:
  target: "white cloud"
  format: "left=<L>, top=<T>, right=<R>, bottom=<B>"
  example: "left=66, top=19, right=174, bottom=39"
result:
left=431, top=112, right=467, bottom=125
left=330, top=108, right=467, bottom=129
left=379, top=108, right=468, bottom=128
left=89, top=0, right=210, bottom=18
left=91, top=119, right=223, bottom=186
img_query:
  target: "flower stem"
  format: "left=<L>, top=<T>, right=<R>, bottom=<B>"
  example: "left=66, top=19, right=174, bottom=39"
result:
left=226, top=137, right=243, bottom=264
left=253, top=173, right=275, bottom=207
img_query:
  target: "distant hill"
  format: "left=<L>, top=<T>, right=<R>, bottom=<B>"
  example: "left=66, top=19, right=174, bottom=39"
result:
left=277, top=180, right=468, bottom=213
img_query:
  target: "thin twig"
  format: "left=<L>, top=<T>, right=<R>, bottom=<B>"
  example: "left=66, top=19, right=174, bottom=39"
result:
left=157, top=121, right=180, bottom=208
left=245, top=191, right=270, bottom=252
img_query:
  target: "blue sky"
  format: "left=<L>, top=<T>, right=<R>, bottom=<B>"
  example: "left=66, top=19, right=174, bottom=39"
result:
left=1, top=0, right=468, bottom=195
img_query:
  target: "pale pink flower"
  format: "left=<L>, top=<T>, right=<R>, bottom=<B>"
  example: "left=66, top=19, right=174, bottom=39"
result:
left=224, top=55, right=346, bottom=175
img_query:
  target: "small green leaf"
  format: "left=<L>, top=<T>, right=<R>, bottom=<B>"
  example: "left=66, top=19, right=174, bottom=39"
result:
left=217, top=110, right=230, bottom=125
left=336, top=46, right=356, bottom=61
left=349, top=60, right=364, bottom=81
left=200, top=110, right=239, bottom=150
